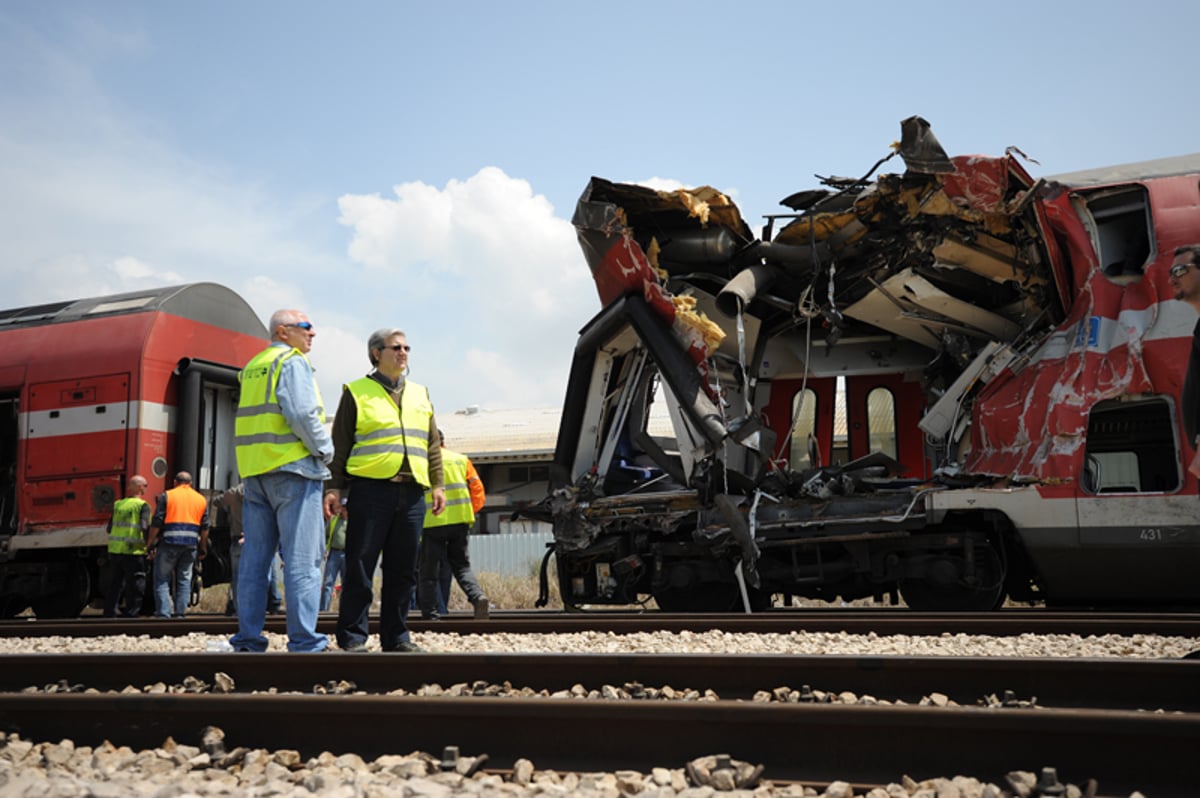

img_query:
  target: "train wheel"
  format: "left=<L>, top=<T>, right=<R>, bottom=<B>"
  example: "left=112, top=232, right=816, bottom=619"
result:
left=30, top=560, right=91, bottom=619
left=653, top=583, right=771, bottom=613
left=899, top=548, right=1006, bottom=611
left=0, top=595, right=29, bottom=619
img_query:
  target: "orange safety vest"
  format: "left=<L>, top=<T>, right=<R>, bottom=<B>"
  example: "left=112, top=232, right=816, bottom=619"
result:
left=161, top=485, right=208, bottom=546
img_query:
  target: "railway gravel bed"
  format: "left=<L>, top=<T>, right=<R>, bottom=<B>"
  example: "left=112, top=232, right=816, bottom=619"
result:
left=5, top=609, right=1200, bottom=639
left=1, top=628, right=1195, bottom=796
left=0, top=627, right=1196, bottom=659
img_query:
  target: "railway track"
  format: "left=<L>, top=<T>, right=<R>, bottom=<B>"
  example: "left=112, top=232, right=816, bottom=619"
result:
left=5, top=607, right=1200, bottom=638
left=0, top=652, right=1196, bottom=795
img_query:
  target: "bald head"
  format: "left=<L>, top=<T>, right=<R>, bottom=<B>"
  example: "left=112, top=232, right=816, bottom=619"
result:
left=174, top=472, right=193, bottom=486
left=128, top=475, right=148, bottom=497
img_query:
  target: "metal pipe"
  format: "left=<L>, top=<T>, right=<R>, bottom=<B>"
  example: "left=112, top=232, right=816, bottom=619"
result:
left=715, top=265, right=779, bottom=318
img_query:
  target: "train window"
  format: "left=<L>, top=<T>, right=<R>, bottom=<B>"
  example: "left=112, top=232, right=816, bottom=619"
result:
left=788, top=388, right=818, bottom=470
left=1083, top=397, right=1180, bottom=494
left=866, top=387, right=898, bottom=460
left=1077, top=185, right=1154, bottom=282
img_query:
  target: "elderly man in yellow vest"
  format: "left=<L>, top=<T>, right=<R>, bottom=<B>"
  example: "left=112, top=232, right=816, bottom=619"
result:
left=417, top=431, right=489, bottom=620
left=230, top=309, right=333, bottom=653
left=103, top=474, right=151, bottom=617
left=146, top=471, right=209, bottom=618
left=324, top=327, right=445, bottom=653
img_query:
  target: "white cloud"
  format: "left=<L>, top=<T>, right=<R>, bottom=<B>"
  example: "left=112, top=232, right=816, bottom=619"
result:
left=335, top=166, right=598, bottom=412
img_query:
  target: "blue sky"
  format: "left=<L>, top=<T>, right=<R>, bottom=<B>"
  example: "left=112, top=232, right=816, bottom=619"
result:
left=2, top=1, right=1197, bottom=415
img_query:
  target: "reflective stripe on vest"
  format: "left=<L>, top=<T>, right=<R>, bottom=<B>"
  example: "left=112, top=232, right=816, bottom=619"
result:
left=235, top=345, right=326, bottom=477
left=162, top=485, right=208, bottom=546
left=345, top=378, right=432, bottom=486
left=425, top=449, right=474, bottom=528
left=108, top=497, right=148, bottom=555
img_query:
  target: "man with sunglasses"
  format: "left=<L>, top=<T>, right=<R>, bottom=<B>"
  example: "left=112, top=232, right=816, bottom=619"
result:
left=230, top=310, right=333, bottom=653
left=1171, top=245, right=1200, bottom=479
left=324, top=328, right=445, bottom=653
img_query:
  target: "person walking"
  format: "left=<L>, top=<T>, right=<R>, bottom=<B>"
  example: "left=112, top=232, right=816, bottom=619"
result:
left=418, top=431, right=489, bottom=619
left=146, top=471, right=209, bottom=618
left=103, top=474, right=151, bottom=618
left=229, top=309, right=333, bottom=653
left=325, top=327, right=444, bottom=653
left=320, top=506, right=348, bottom=611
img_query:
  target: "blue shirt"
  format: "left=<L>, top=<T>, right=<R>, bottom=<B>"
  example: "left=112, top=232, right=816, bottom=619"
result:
left=270, top=342, right=333, bottom=481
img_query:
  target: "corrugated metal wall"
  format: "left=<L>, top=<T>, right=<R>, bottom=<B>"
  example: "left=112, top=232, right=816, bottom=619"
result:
left=468, top=521, right=554, bottom=577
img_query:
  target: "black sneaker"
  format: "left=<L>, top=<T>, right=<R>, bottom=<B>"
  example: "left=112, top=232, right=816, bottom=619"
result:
left=392, top=641, right=423, bottom=653
left=342, top=642, right=368, bottom=653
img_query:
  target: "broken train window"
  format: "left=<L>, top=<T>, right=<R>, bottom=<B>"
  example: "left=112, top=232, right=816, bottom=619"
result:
left=1075, top=185, right=1154, bottom=281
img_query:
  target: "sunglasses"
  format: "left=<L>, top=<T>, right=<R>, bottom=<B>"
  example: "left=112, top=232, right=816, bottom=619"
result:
left=1170, top=262, right=1196, bottom=279
left=386, top=344, right=411, bottom=353
left=284, top=322, right=314, bottom=331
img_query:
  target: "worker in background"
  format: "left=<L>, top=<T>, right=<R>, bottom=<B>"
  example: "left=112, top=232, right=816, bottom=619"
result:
left=230, top=309, right=332, bottom=653
left=146, top=471, right=209, bottom=618
left=324, top=327, right=445, bottom=653
left=103, top=474, right=151, bottom=618
left=320, top=501, right=347, bottom=611
left=417, top=430, right=489, bottom=620
left=218, top=483, right=284, bottom=616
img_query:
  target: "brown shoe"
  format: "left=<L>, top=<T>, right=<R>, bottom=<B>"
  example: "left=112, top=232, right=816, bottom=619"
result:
left=472, top=597, right=490, bottom=619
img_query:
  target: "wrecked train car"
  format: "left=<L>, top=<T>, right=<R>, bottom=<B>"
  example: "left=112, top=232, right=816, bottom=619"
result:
left=539, top=116, right=1200, bottom=611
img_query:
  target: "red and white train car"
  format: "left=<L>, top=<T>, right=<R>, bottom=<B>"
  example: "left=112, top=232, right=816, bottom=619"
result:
left=0, top=283, right=266, bottom=617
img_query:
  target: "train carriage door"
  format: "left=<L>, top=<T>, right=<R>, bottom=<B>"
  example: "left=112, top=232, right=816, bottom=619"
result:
left=0, top=386, right=19, bottom=536
left=844, top=374, right=928, bottom=478
left=200, top=382, right=238, bottom=492
left=174, top=360, right=242, bottom=495
left=1073, top=396, right=1200, bottom=603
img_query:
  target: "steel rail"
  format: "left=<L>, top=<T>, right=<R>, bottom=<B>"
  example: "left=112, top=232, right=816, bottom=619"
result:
left=0, top=692, right=1193, bottom=796
left=0, top=652, right=1196, bottom=712
left=4, top=609, right=1200, bottom=638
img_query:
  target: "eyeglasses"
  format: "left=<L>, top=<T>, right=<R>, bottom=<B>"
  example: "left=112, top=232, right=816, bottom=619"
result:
left=1170, top=262, right=1196, bottom=279
left=386, top=344, right=411, bottom=353
left=284, top=321, right=314, bottom=331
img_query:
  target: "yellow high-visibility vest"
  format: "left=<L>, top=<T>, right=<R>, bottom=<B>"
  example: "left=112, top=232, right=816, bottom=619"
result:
left=108, top=497, right=148, bottom=555
left=345, top=378, right=431, bottom=487
left=425, top=449, right=474, bottom=528
left=235, top=346, right=325, bottom=477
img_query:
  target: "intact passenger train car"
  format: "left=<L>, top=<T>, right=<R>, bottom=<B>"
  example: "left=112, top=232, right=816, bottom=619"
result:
left=0, top=283, right=267, bottom=617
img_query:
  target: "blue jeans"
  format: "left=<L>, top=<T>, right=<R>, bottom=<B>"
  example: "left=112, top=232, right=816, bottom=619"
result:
left=154, top=543, right=196, bottom=618
left=229, top=472, right=328, bottom=652
left=336, top=479, right=425, bottom=650
left=320, top=549, right=346, bottom=611
left=227, top=544, right=285, bottom=613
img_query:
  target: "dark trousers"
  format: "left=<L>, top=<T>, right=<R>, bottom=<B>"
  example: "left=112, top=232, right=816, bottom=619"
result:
left=104, top=552, right=147, bottom=618
left=418, top=523, right=485, bottom=617
left=336, top=479, right=426, bottom=650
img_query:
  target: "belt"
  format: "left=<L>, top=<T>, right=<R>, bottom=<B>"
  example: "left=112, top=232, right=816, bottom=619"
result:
left=390, top=474, right=416, bottom=483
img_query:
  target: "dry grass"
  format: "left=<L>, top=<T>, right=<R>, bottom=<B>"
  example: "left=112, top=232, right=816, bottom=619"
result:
left=197, top=570, right=563, bottom=614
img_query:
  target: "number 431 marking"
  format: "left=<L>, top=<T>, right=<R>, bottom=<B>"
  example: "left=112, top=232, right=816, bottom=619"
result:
left=1138, top=528, right=1163, bottom=541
